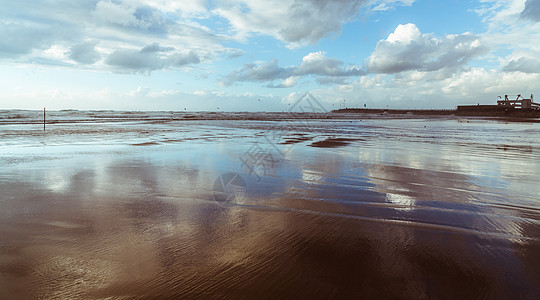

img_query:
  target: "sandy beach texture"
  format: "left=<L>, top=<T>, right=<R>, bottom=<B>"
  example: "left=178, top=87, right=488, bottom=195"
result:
left=1, top=111, right=539, bottom=298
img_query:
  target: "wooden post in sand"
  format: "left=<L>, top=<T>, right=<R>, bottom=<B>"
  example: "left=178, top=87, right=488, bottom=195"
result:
left=43, top=107, right=46, bottom=131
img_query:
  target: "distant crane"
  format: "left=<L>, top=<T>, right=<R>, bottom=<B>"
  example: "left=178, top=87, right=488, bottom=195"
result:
left=497, top=94, right=540, bottom=109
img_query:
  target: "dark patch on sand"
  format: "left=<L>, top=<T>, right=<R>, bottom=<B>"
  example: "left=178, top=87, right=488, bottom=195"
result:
left=161, top=138, right=184, bottom=143
left=496, top=144, right=533, bottom=153
left=309, top=137, right=364, bottom=148
left=280, top=134, right=313, bottom=145
left=132, top=141, right=160, bottom=146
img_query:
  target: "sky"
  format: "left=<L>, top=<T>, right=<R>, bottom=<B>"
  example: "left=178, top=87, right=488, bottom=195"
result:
left=1, top=0, right=540, bottom=111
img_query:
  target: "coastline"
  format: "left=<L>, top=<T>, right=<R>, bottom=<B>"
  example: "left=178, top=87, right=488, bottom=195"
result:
left=332, top=107, right=540, bottom=118
left=1, top=109, right=540, bottom=126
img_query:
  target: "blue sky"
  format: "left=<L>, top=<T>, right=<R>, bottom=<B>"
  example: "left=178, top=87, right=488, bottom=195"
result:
left=1, top=0, right=539, bottom=111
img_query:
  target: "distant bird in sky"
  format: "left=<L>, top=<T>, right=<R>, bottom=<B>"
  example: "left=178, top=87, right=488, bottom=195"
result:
left=258, top=98, right=261, bottom=101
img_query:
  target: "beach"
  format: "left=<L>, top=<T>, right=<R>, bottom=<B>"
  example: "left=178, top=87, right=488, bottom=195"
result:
left=1, top=111, right=539, bottom=298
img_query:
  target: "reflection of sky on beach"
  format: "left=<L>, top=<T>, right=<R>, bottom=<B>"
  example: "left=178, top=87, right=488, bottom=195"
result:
left=2, top=117, right=538, bottom=233
left=1, top=115, right=539, bottom=298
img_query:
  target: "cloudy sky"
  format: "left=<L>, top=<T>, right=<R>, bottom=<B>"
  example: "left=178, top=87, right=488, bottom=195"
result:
left=1, top=0, right=539, bottom=111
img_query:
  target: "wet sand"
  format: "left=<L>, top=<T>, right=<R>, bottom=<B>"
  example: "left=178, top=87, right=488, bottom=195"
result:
left=309, top=137, right=363, bottom=148
left=1, top=113, right=539, bottom=298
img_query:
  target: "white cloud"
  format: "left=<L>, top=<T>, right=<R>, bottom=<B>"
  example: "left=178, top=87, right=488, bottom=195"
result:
left=220, top=59, right=290, bottom=86
left=129, top=86, right=151, bottom=96
left=92, top=1, right=142, bottom=28
left=68, top=40, right=101, bottom=64
left=503, top=56, right=540, bottom=73
left=386, top=23, right=421, bottom=43
left=0, top=0, right=235, bottom=71
left=0, top=21, right=67, bottom=58
left=266, top=76, right=299, bottom=88
left=213, top=0, right=414, bottom=47
left=281, top=91, right=303, bottom=105
left=476, top=0, right=540, bottom=51
left=0, top=0, right=420, bottom=72
left=280, top=76, right=298, bottom=87
left=370, top=0, right=415, bottom=11
left=143, top=0, right=209, bottom=17
left=296, top=51, right=364, bottom=76
left=105, top=43, right=200, bottom=73
left=520, top=0, right=540, bottom=21
left=220, top=51, right=363, bottom=87
left=472, top=0, right=540, bottom=77
left=213, top=0, right=359, bottom=47
left=366, top=23, right=488, bottom=75
left=0, top=0, right=417, bottom=69
left=307, top=65, right=540, bottom=109
left=440, top=67, right=539, bottom=97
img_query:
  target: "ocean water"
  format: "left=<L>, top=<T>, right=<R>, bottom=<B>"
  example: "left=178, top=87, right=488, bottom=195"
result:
left=0, top=110, right=539, bottom=298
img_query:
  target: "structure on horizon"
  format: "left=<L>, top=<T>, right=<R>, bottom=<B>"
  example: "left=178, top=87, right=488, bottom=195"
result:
left=456, top=93, right=540, bottom=116
left=497, top=94, right=540, bottom=109
left=332, top=93, right=540, bottom=117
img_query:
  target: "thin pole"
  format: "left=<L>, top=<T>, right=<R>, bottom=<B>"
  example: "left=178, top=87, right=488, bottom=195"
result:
left=43, top=107, right=46, bottom=131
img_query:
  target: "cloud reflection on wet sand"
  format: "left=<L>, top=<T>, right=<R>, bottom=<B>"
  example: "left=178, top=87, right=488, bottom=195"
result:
left=1, top=117, right=539, bottom=298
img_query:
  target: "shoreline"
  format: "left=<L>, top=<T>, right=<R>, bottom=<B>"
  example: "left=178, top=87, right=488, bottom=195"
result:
left=333, top=107, right=540, bottom=118
left=1, top=109, right=540, bottom=125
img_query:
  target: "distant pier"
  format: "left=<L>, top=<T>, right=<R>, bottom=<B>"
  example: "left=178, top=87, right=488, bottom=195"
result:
left=332, top=107, right=540, bottom=118
left=332, top=108, right=455, bottom=115
left=333, top=94, right=540, bottom=118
